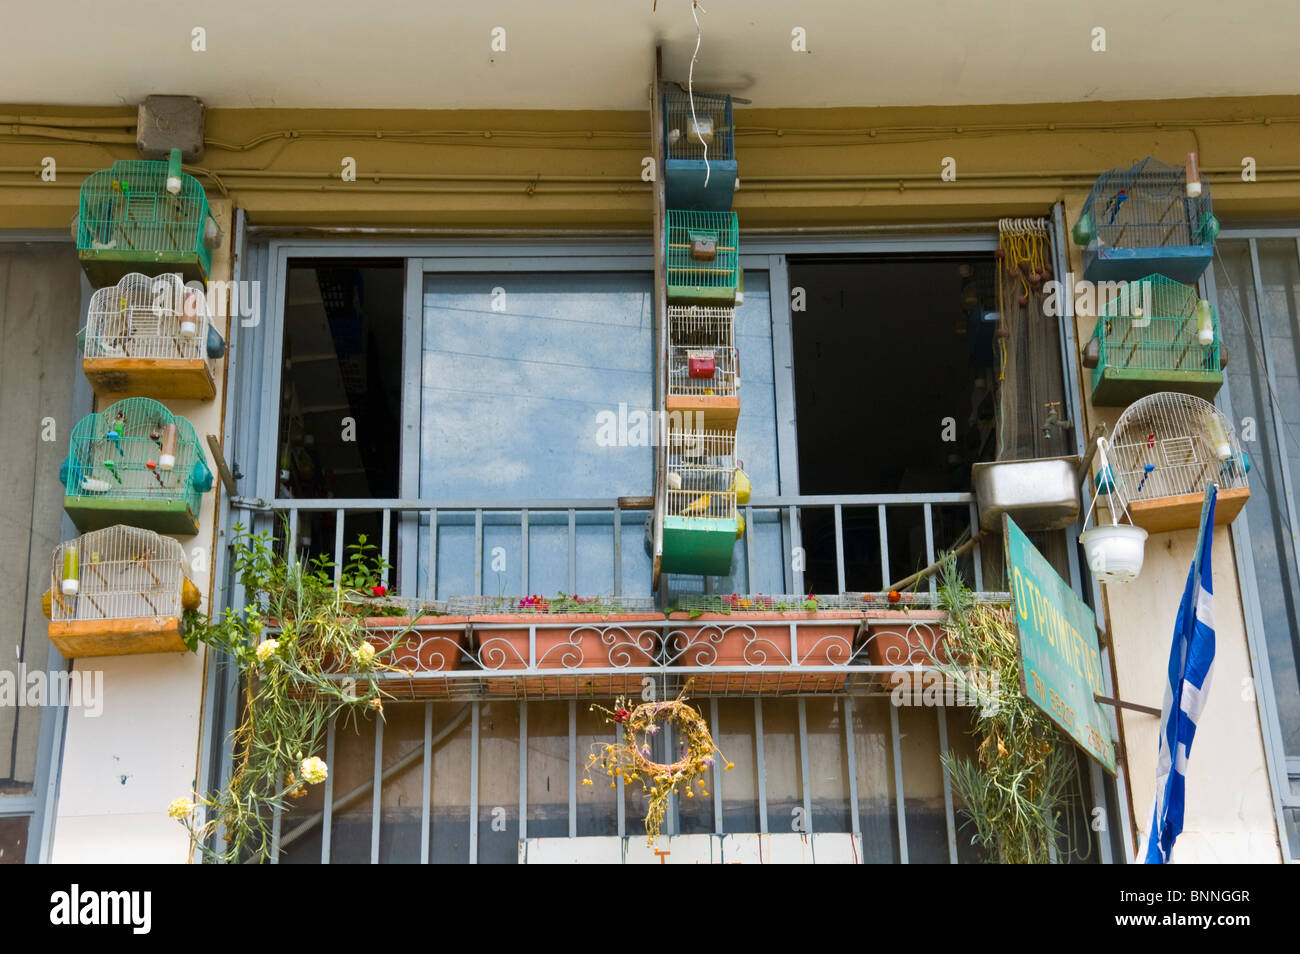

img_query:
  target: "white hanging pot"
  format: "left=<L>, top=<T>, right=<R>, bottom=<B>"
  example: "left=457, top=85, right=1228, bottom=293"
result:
left=1080, top=524, right=1148, bottom=584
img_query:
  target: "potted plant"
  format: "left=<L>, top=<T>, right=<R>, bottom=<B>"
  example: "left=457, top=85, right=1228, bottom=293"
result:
left=862, top=590, right=950, bottom=688
left=172, top=526, right=438, bottom=862
left=457, top=594, right=663, bottom=695
left=666, top=594, right=861, bottom=692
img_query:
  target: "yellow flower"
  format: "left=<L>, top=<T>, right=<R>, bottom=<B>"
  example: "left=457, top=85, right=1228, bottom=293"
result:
left=582, top=778, right=593, bottom=786
left=351, top=641, right=377, bottom=667
left=369, top=698, right=384, bottom=712
left=300, top=756, right=329, bottom=785
left=167, top=797, right=195, bottom=819
left=255, top=639, right=279, bottom=663
left=725, top=762, right=735, bottom=771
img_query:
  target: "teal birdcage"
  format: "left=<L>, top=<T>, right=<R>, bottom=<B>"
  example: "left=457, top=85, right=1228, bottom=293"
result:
left=76, top=159, right=218, bottom=285
left=666, top=210, right=739, bottom=304
left=663, top=87, right=737, bottom=211
left=1072, top=157, right=1219, bottom=283
left=1088, top=274, right=1223, bottom=405
left=60, top=398, right=214, bottom=535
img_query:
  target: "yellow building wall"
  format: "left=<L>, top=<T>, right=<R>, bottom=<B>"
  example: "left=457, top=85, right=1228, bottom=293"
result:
left=3, top=93, right=1295, bottom=862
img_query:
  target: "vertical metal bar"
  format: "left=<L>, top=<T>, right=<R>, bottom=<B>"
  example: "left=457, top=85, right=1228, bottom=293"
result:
left=469, top=702, right=480, bottom=864
left=844, top=696, right=860, bottom=840
left=797, top=698, right=813, bottom=836
left=790, top=505, right=804, bottom=595
left=889, top=703, right=909, bottom=864
left=755, top=698, right=768, bottom=835
left=769, top=253, right=802, bottom=501
left=420, top=703, right=432, bottom=864
left=710, top=698, right=723, bottom=834
left=321, top=718, right=336, bottom=864
left=834, top=503, right=846, bottom=594
left=1089, top=759, right=1114, bottom=865
left=744, top=504, right=755, bottom=590
left=287, top=510, right=298, bottom=564
left=616, top=718, right=626, bottom=839
left=474, top=509, right=483, bottom=597
left=427, top=508, right=437, bottom=599
left=937, top=707, right=958, bottom=864
left=333, top=508, right=344, bottom=585
left=613, top=505, right=623, bottom=597
left=399, top=259, right=424, bottom=598
left=380, top=508, right=391, bottom=589
left=568, top=700, right=578, bottom=838
left=270, top=806, right=281, bottom=864
left=521, top=509, right=529, bottom=596
left=878, top=505, right=890, bottom=589
left=923, top=503, right=937, bottom=597
left=968, top=500, right=984, bottom=591
left=568, top=508, right=577, bottom=592
left=518, top=701, right=528, bottom=842
left=371, top=715, right=383, bottom=864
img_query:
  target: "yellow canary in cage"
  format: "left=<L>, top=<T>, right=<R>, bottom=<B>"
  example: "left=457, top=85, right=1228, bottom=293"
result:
left=730, top=468, right=752, bottom=505
left=679, top=493, right=712, bottom=516
left=182, top=578, right=202, bottom=612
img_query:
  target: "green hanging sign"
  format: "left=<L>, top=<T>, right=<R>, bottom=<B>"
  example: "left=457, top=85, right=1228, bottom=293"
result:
left=1004, top=514, right=1117, bottom=774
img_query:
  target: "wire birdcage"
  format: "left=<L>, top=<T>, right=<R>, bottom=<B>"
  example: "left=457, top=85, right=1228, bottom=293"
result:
left=82, top=272, right=224, bottom=399
left=663, top=87, right=737, bottom=211
left=667, top=305, right=739, bottom=398
left=661, top=430, right=740, bottom=576
left=61, top=397, right=214, bottom=535
left=1106, top=393, right=1249, bottom=530
left=48, top=526, right=190, bottom=623
left=1073, top=157, right=1219, bottom=282
left=76, top=159, right=218, bottom=285
left=666, top=210, right=739, bottom=303
left=1089, top=274, right=1222, bottom=405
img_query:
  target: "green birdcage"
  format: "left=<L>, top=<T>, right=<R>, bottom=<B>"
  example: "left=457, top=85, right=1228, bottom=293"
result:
left=60, top=397, right=214, bottom=535
left=666, top=210, right=739, bottom=304
left=660, top=430, right=739, bottom=576
left=75, top=158, right=219, bottom=285
left=1087, top=273, right=1223, bottom=405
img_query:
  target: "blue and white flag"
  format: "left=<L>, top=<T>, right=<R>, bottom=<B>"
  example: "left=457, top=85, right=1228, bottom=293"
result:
left=1144, top=484, right=1217, bottom=864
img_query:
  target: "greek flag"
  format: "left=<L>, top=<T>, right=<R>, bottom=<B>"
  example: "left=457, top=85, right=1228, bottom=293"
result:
left=1144, top=484, right=1217, bottom=864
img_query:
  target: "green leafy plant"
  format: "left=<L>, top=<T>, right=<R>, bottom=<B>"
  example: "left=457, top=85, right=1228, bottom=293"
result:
left=932, top=558, right=1077, bottom=864
left=173, top=525, right=416, bottom=863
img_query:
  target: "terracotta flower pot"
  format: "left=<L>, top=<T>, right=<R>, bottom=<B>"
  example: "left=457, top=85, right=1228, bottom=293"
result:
left=666, top=610, right=860, bottom=692
left=864, top=610, right=950, bottom=690
left=310, top=615, right=469, bottom=699
left=472, top=613, right=661, bottom=696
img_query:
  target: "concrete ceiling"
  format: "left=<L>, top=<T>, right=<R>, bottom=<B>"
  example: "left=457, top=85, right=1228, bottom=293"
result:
left=6, top=0, right=1300, bottom=110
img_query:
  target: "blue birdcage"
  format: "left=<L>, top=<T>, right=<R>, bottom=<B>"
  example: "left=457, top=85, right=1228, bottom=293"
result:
left=663, top=87, right=737, bottom=211
left=1073, top=157, right=1219, bottom=282
left=60, top=398, right=214, bottom=535
left=76, top=159, right=219, bottom=286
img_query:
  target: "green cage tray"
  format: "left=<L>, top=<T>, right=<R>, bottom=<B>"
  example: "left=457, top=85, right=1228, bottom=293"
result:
left=661, top=515, right=738, bottom=576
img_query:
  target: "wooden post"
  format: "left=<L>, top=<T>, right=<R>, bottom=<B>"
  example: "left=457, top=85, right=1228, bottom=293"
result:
left=651, top=47, right=667, bottom=591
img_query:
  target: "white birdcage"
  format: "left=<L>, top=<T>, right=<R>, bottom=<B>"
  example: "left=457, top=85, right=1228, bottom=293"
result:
left=1109, top=393, right=1247, bottom=501
left=1105, top=392, right=1250, bottom=532
left=665, top=430, right=738, bottom=521
left=85, top=273, right=210, bottom=361
left=49, top=525, right=191, bottom=624
left=81, top=272, right=221, bottom=400
left=667, top=305, right=739, bottom=398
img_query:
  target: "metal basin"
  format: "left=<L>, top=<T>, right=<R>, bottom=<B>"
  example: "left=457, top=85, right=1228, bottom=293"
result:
left=972, top=456, right=1082, bottom=532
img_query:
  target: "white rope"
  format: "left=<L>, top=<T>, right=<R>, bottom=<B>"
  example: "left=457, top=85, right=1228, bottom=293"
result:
left=688, top=0, right=710, bottom=189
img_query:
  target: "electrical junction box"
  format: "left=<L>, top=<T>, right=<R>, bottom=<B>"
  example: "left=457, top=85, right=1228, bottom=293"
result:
left=136, top=95, right=205, bottom=162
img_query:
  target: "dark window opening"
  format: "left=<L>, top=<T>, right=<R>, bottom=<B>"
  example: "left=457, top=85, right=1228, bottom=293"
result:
left=791, top=255, right=997, bottom=593
left=277, top=260, right=404, bottom=573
